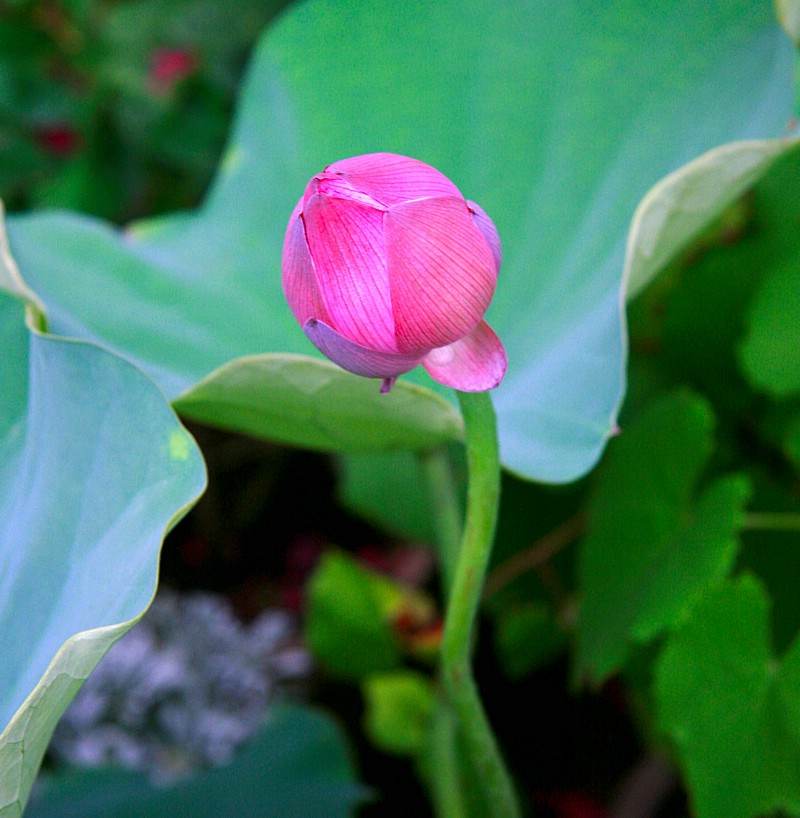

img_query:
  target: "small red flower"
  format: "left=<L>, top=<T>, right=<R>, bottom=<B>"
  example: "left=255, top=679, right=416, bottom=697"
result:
left=34, top=123, right=81, bottom=157
left=148, top=47, right=198, bottom=92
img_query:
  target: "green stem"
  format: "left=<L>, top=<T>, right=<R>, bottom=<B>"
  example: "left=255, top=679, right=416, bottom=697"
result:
left=420, top=448, right=466, bottom=818
left=420, top=446, right=463, bottom=595
left=425, top=700, right=469, bottom=818
left=744, top=511, right=800, bottom=531
left=441, top=390, right=519, bottom=818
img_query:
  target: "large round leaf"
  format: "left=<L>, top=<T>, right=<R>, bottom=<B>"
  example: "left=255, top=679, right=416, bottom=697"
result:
left=0, top=289, right=206, bottom=818
left=624, top=137, right=800, bottom=301
left=6, top=0, right=796, bottom=480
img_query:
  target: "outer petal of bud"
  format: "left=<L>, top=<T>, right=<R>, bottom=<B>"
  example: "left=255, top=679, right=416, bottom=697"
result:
left=386, top=196, right=497, bottom=352
left=423, top=321, right=507, bottom=392
left=467, top=200, right=502, bottom=272
left=304, top=318, right=426, bottom=380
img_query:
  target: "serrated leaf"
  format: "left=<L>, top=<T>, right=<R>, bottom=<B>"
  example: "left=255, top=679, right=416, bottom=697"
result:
left=575, top=391, right=752, bottom=684
left=659, top=228, right=767, bottom=414
left=742, top=264, right=800, bottom=388
left=25, top=705, right=368, bottom=818
left=738, top=473, right=800, bottom=650
left=655, top=575, right=800, bottom=818
left=6, top=0, right=795, bottom=480
left=740, top=255, right=800, bottom=396
left=305, top=552, right=401, bottom=679
left=362, top=671, right=436, bottom=757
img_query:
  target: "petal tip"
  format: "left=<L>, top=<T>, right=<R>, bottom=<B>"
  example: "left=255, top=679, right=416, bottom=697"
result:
left=423, top=321, right=507, bottom=392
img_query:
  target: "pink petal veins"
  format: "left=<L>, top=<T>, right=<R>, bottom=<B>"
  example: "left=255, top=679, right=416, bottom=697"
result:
left=307, top=171, right=385, bottom=210
left=281, top=199, right=332, bottom=327
left=422, top=320, right=507, bottom=391
left=327, top=153, right=463, bottom=207
left=304, top=318, right=425, bottom=380
left=467, top=199, right=502, bottom=272
left=302, top=193, right=397, bottom=352
left=283, top=153, right=507, bottom=393
left=386, top=196, right=497, bottom=352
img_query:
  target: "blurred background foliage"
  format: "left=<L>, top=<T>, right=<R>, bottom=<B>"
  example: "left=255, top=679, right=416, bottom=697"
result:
left=0, top=0, right=288, bottom=220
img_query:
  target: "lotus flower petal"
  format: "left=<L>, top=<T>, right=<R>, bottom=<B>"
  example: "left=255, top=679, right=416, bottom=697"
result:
left=302, top=193, right=397, bottom=352
left=468, top=199, right=502, bottom=272
left=283, top=153, right=506, bottom=393
left=328, top=153, right=463, bottom=207
left=386, top=196, right=496, bottom=352
left=304, top=317, right=425, bottom=380
left=422, top=320, right=507, bottom=392
left=281, top=201, right=332, bottom=328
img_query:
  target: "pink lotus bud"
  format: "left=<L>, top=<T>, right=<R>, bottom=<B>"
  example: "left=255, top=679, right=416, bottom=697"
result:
left=282, top=152, right=507, bottom=393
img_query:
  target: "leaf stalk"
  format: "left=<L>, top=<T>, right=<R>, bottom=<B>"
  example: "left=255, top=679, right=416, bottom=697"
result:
left=438, top=390, right=520, bottom=818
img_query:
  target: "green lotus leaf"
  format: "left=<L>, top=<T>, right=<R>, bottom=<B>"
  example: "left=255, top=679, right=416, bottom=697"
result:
left=775, top=0, right=800, bottom=44
left=625, top=137, right=799, bottom=301
left=5, top=0, right=796, bottom=480
left=0, top=291, right=206, bottom=817
left=173, top=355, right=463, bottom=452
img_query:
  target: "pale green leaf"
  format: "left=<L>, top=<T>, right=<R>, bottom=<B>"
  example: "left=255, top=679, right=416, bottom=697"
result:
left=775, top=0, right=800, bottom=44
left=6, top=0, right=795, bottom=479
left=625, top=137, right=800, bottom=300
left=0, top=202, right=45, bottom=328
left=0, top=290, right=206, bottom=818
left=173, top=355, right=463, bottom=453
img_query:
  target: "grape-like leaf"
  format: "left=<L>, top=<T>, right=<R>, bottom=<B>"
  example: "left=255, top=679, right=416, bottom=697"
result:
left=576, top=391, right=751, bottom=683
left=655, top=575, right=800, bottom=818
